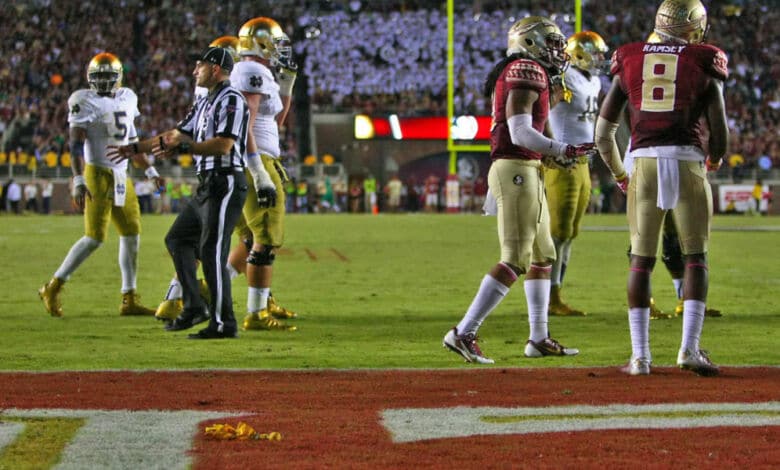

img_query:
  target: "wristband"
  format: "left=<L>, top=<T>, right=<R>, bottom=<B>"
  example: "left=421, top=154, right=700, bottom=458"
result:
left=614, top=171, right=627, bottom=181
left=131, top=143, right=139, bottom=154
left=145, top=166, right=160, bottom=179
left=73, top=175, right=86, bottom=187
left=158, top=136, right=166, bottom=150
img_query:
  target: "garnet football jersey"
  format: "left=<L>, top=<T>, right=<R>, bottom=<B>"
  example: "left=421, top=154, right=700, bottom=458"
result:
left=490, top=58, right=551, bottom=161
left=611, top=42, right=728, bottom=151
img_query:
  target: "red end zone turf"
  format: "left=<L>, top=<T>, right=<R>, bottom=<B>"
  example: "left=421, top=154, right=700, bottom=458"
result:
left=0, top=367, right=778, bottom=468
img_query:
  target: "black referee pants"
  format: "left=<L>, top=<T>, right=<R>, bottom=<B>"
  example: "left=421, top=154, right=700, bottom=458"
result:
left=165, top=170, right=247, bottom=333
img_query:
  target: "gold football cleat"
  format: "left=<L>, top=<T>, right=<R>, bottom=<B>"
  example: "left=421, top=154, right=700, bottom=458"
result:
left=155, top=299, right=184, bottom=322
left=267, top=296, right=297, bottom=320
left=198, top=279, right=211, bottom=306
left=674, top=299, right=723, bottom=317
left=649, top=297, right=672, bottom=320
left=39, top=277, right=65, bottom=317
left=548, top=286, right=586, bottom=316
left=119, top=290, right=156, bottom=316
left=242, top=310, right=297, bottom=331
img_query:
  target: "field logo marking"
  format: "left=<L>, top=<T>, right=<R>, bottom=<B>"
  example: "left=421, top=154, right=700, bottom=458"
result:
left=381, top=402, right=780, bottom=443
left=0, top=409, right=239, bottom=469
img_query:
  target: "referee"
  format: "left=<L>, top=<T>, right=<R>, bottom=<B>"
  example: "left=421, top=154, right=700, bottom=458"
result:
left=109, top=47, right=249, bottom=339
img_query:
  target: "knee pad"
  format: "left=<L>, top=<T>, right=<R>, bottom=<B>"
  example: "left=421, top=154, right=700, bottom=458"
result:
left=247, top=246, right=275, bottom=266
left=661, top=231, right=685, bottom=273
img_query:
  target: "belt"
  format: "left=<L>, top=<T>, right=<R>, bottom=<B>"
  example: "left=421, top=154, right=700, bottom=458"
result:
left=197, top=167, right=243, bottom=183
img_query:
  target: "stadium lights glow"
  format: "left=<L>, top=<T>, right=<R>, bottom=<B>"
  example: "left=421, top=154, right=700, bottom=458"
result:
left=354, top=114, right=375, bottom=139
left=389, top=114, right=403, bottom=140
left=451, top=115, right=479, bottom=140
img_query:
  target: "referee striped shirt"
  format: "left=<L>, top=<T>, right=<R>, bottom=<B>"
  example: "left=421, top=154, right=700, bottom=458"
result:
left=177, top=80, right=249, bottom=174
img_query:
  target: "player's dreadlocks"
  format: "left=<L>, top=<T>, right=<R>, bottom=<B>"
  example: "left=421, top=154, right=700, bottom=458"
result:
left=484, top=52, right=525, bottom=98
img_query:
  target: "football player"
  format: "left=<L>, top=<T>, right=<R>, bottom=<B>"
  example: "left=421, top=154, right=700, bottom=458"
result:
left=153, top=36, right=241, bottom=324
left=443, top=16, right=595, bottom=364
left=39, top=52, right=163, bottom=317
left=546, top=31, right=609, bottom=317
left=227, top=17, right=298, bottom=331
left=595, top=0, right=728, bottom=376
left=622, top=33, right=722, bottom=321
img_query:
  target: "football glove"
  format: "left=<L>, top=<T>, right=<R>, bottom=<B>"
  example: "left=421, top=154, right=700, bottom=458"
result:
left=705, top=156, right=722, bottom=172
left=246, top=153, right=277, bottom=208
left=615, top=172, right=629, bottom=194
left=276, top=64, right=297, bottom=97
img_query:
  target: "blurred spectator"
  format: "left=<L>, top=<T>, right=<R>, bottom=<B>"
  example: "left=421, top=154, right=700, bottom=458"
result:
left=41, top=176, right=53, bottom=214
left=384, top=174, right=403, bottom=212
left=0, top=0, right=778, bottom=175
left=6, top=179, right=21, bottom=214
left=135, top=178, right=154, bottom=214
left=24, top=180, right=38, bottom=213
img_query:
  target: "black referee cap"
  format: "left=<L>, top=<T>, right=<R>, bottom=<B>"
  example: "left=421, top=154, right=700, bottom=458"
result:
left=191, top=46, right=234, bottom=72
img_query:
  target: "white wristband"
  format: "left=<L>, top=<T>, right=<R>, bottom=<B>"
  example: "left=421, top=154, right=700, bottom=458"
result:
left=246, top=153, right=273, bottom=187
left=145, top=166, right=160, bottom=179
left=73, top=175, right=86, bottom=187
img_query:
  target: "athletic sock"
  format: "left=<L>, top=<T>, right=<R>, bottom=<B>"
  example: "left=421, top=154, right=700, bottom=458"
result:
left=227, top=262, right=240, bottom=280
left=628, top=307, right=651, bottom=361
left=525, top=279, right=551, bottom=342
left=672, top=278, right=683, bottom=299
left=119, top=235, right=139, bottom=294
left=54, top=236, right=101, bottom=281
left=164, top=277, right=183, bottom=301
left=680, top=299, right=706, bottom=352
left=248, top=287, right=271, bottom=313
left=456, top=275, right=509, bottom=336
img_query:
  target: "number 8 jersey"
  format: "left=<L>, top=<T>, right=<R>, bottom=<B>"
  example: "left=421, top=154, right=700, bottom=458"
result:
left=67, top=87, right=140, bottom=170
left=611, top=42, right=727, bottom=152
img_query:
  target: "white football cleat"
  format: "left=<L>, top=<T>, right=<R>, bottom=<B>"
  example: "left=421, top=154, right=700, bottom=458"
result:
left=443, top=327, right=494, bottom=364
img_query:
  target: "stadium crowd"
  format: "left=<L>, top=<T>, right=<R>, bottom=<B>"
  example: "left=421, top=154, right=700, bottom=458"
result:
left=0, top=0, right=778, bottom=173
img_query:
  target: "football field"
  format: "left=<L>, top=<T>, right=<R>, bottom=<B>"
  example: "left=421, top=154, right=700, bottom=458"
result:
left=0, top=212, right=778, bottom=468
left=2, top=212, right=778, bottom=370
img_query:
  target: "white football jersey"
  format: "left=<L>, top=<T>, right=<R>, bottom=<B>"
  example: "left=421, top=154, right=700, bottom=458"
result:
left=549, top=67, right=603, bottom=144
left=67, top=87, right=140, bottom=170
left=230, top=60, right=282, bottom=158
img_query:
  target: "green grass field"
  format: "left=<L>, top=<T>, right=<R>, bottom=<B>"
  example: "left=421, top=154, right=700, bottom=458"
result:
left=1, top=212, right=778, bottom=371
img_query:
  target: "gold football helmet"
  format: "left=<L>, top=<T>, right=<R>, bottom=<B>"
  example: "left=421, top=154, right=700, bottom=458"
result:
left=209, top=36, right=240, bottom=62
left=647, top=32, right=663, bottom=44
left=507, top=16, right=568, bottom=74
left=87, top=52, right=122, bottom=94
left=237, top=17, right=292, bottom=66
left=654, top=0, right=708, bottom=44
left=565, top=31, right=609, bottom=74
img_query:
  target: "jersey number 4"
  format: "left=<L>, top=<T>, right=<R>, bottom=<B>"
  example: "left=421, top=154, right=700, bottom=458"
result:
left=640, top=53, right=679, bottom=112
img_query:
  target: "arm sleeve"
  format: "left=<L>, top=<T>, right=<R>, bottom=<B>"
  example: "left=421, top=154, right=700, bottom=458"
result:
left=507, top=114, right=567, bottom=157
left=594, top=117, right=626, bottom=178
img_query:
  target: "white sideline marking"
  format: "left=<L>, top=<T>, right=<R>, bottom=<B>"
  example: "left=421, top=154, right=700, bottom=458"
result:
left=381, top=402, right=780, bottom=443
left=1, top=409, right=240, bottom=470
left=0, top=421, right=25, bottom=454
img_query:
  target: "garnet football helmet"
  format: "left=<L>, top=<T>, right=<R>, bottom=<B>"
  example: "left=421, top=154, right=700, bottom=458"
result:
left=654, top=0, right=708, bottom=44
left=237, top=17, right=292, bottom=67
left=507, top=16, right=568, bottom=74
left=209, top=36, right=240, bottom=62
left=87, top=52, right=122, bottom=94
left=565, top=31, right=609, bottom=74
